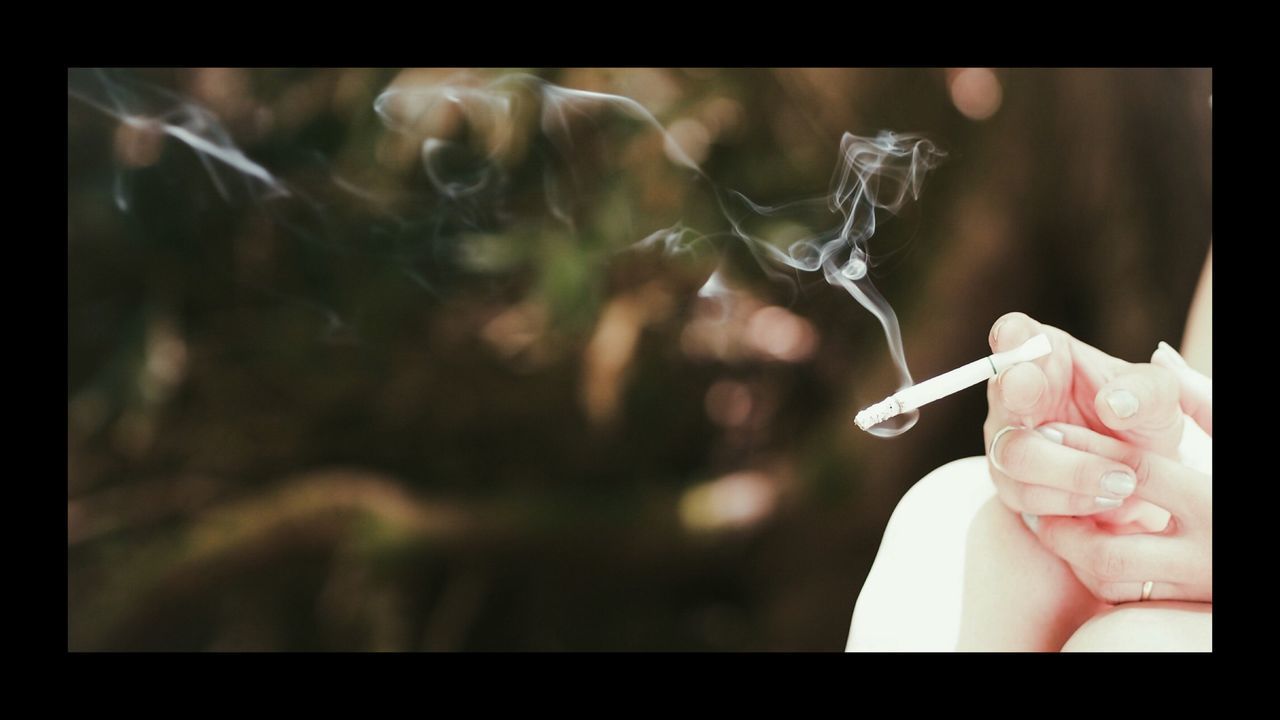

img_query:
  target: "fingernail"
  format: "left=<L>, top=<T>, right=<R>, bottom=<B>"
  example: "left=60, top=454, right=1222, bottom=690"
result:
left=1102, top=471, right=1136, bottom=498
left=1036, top=426, right=1064, bottom=444
left=1157, top=341, right=1189, bottom=368
left=991, top=318, right=1008, bottom=349
left=1094, top=496, right=1124, bottom=509
left=1105, top=389, right=1139, bottom=419
left=1020, top=513, right=1039, bottom=532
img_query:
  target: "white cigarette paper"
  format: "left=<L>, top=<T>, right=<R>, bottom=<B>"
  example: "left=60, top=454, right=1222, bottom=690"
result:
left=855, top=334, right=1052, bottom=431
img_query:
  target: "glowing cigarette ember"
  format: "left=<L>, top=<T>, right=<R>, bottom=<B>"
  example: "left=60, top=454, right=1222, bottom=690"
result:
left=855, top=334, right=1051, bottom=431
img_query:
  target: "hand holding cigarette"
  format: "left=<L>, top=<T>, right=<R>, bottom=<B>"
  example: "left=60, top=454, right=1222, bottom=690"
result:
left=976, top=312, right=1215, bottom=605
left=853, top=310, right=1184, bottom=532
left=979, top=313, right=1189, bottom=529
left=855, top=333, right=1052, bottom=431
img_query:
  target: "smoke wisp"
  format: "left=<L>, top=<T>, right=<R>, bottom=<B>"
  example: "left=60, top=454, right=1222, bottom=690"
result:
left=374, top=72, right=944, bottom=435
left=71, top=69, right=945, bottom=436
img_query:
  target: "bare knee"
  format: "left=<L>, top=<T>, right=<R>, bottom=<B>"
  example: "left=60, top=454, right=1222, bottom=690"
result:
left=847, top=457, right=995, bottom=651
left=889, top=456, right=994, bottom=533
left=1062, top=602, right=1212, bottom=652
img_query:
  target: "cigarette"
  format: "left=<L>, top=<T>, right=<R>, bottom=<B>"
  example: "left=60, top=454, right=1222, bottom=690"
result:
left=854, top=334, right=1052, bottom=431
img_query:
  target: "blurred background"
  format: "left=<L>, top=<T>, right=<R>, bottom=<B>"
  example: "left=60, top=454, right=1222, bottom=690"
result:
left=67, top=68, right=1212, bottom=651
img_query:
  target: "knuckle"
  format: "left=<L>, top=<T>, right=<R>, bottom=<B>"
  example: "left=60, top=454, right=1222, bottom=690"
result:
left=1000, top=431, right=1031, bottom=475
left=1130, top=452, right=1156, bottom=494
left=1092, top=545, right=1126, bottom=582
left=1071, top=458, right=1099, bottom=495
left=1083, top=433, right=1114, bottom=460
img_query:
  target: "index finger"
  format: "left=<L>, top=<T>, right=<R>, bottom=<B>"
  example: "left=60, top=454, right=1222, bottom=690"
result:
left=1040, top=422, right=1210, bottom=518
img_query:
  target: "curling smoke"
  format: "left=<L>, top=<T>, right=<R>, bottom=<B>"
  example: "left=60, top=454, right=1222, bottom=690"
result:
left=376, top=73, right=944, bottom=436
left=68, top=68, right=290, bottom=210
left=72, top=69, right=945, bottom=436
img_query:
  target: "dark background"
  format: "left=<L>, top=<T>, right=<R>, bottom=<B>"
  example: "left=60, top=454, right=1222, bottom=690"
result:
left=67, top=67, right=1212, bottom=651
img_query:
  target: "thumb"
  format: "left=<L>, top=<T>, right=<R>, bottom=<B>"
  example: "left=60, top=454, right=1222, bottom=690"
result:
left=1152, top=341, right=1212, bottom=436
left=1094, top=362, right=1184, bottom=457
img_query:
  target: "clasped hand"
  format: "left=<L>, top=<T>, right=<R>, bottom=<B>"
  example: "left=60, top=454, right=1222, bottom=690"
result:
left=983, top=313, right=1212, bottom=605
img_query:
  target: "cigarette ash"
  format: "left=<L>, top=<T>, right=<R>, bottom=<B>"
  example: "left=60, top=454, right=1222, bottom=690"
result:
left=855, top=397, right=901, bottom=431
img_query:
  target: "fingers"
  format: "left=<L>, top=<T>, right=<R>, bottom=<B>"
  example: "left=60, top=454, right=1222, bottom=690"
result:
left=987, top=424, right=1138, bottom=503
left=985, top=425, right=1127, bottom=517
left=998, top=481, right=1125, bottom=517
left=1152, top=341, right=1213, bottom=436
left=1078, top=581, right=1181, bottom=605
left=997, top=362, right=1051, bottom=415
left=989, top=312, right=1045, bottom=354
left=1094, top=364, right=1184, bottom=456
left=1036, top=516, right=1183, bottom=579
left=1031, top=516, right=1199, bottom=604
left=1039, top=423, right=1210, bottom=519
left=987, top=313, right=1061, bottom=426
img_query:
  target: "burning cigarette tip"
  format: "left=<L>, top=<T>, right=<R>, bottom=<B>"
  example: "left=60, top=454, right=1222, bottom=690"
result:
left=854, top=397, right=901, bottom=431
left=853, top=333, right=1052, bottom=433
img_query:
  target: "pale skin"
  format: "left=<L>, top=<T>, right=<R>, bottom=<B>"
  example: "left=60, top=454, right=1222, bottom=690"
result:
left=847, top=248, right=1211, bottom=652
